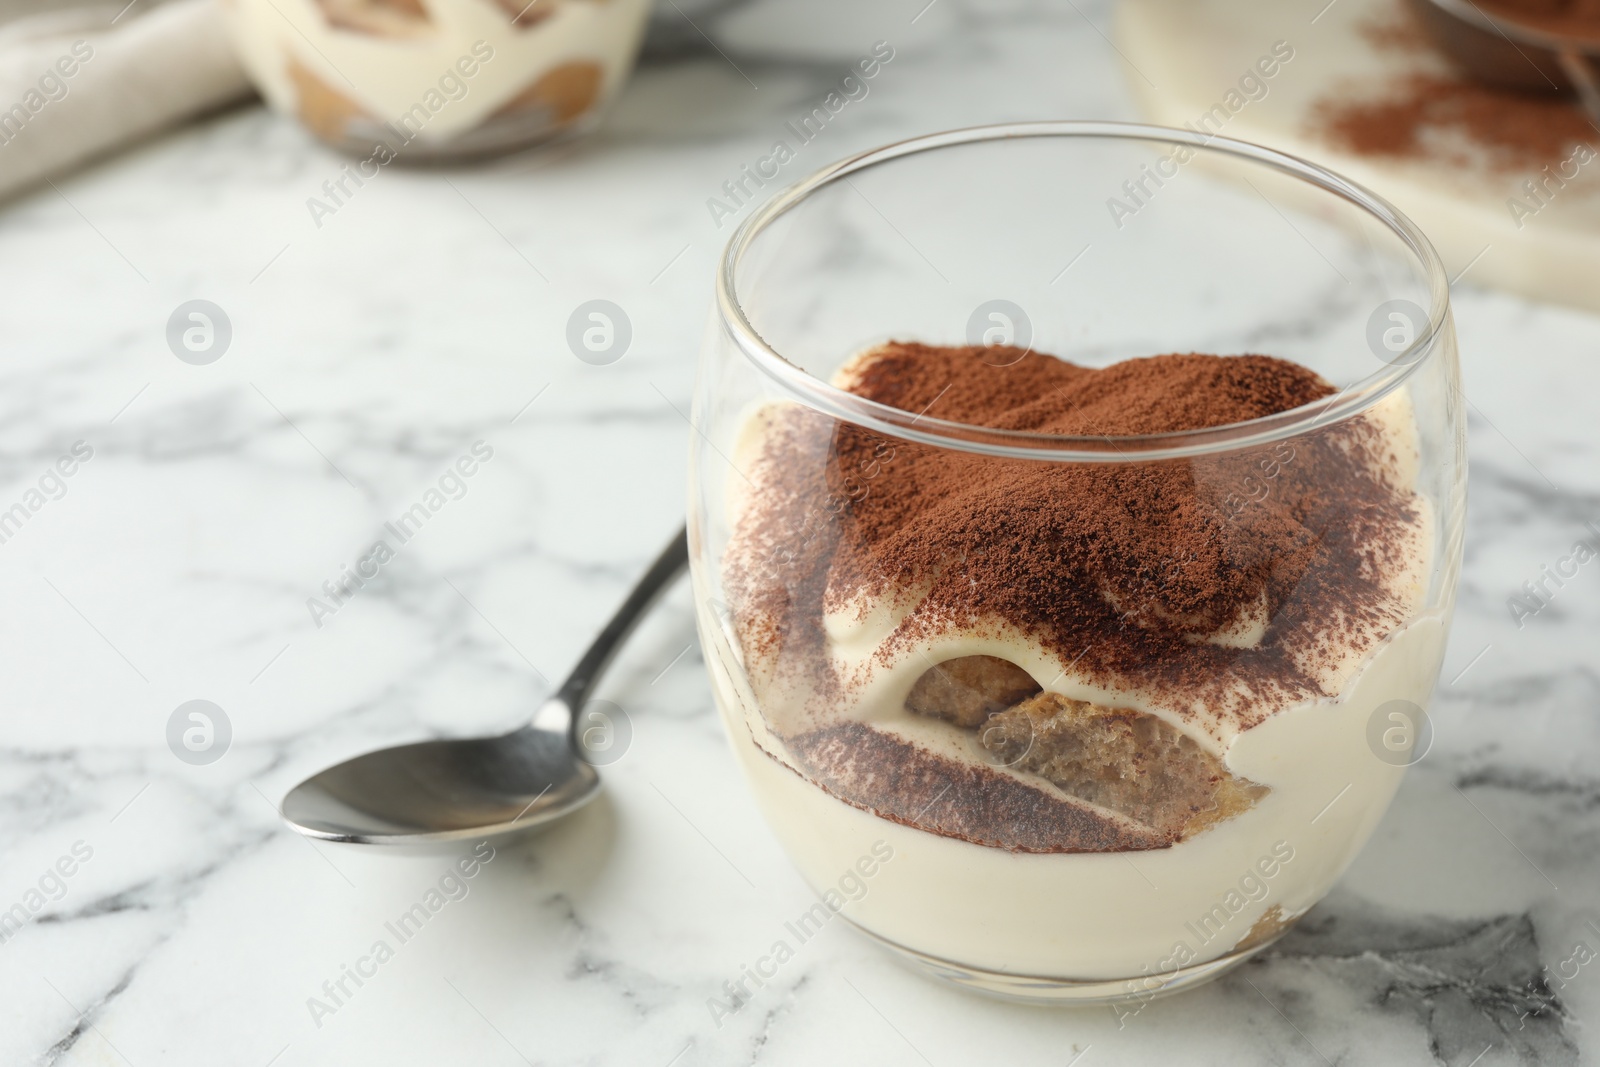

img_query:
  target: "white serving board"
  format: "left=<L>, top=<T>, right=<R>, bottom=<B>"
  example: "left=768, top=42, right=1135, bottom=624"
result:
left=1116, top=0, right=1600, bottom=312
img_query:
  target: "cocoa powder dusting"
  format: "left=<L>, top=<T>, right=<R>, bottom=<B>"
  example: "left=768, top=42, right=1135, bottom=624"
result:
left=725, top=344, right=1423, bottom=737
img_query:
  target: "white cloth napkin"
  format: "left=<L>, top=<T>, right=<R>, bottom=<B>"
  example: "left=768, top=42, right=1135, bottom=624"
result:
left=0, top=0, right=251, bottom=202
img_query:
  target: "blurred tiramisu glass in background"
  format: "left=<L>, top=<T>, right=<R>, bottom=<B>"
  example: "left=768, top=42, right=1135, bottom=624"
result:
left=690, top=123, right=1465, bottom=1003
left=223, top=0, right=650, bottom=159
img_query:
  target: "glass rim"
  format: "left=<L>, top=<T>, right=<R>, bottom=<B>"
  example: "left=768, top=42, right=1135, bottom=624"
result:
left=714, top=120, right=1451, bottom=463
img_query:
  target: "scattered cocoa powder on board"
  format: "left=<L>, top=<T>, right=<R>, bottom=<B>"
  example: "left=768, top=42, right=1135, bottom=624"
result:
left=1319, top=4, right=1597, bottom=170
left=1319, top=72, right=1595, bottom=167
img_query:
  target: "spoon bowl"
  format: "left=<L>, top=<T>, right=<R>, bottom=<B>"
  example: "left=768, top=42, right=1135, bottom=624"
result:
left=279, top=528, right=688, bottom=845
left=280, top=718, right=600, bottom=844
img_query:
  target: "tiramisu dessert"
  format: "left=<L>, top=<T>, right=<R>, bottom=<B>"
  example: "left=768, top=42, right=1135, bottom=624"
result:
left=698, top=342, right=1449, bottom=981
left=224, top=0, right=650, bottom=158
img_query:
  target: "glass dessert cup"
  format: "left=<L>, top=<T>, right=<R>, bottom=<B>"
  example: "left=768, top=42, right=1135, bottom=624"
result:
left=223, top=0, right=650, bottom=161
left=688, top=122, right=1465, bottom=1005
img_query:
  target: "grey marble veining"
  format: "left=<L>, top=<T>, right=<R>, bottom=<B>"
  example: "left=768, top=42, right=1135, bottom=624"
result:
left=0, top=0, right=1596, bottom=1064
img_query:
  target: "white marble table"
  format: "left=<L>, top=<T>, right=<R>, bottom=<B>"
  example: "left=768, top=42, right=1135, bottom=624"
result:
left=1, top=1, right=1597, bottom=1063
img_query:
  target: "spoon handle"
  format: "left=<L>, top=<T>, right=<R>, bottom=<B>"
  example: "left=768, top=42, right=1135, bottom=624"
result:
left=537, top=526, right=690, bottom=735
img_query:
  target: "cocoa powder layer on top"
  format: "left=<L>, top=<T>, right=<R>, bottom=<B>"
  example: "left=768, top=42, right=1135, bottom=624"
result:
left=836, top=343, right=1332, bottom=435
left=725, top=343, right=1424, bottom=738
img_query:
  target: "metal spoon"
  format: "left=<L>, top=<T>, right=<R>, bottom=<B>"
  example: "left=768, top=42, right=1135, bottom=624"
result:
left=280, top=527, right=690, bottom=844
left=1411, top=0, right=1600, bottom=125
